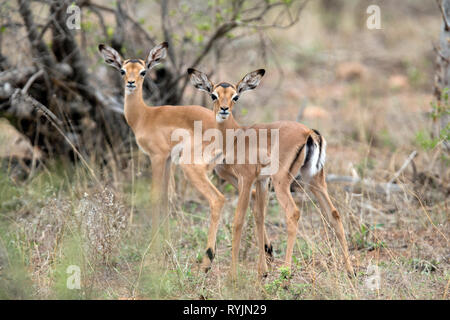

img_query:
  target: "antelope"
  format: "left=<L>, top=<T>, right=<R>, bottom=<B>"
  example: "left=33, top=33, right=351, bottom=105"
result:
left=98, top=43, right=247, bottom=271
left=188, top=68, right=354, bottom=277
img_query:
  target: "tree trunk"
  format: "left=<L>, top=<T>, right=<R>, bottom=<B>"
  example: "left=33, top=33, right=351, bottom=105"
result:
left=434, top=0, right=450, bottom=152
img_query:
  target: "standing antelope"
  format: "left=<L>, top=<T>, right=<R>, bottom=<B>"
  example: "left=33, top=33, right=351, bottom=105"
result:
left=188, top=68, right=354, bottom=277
left=98, top=43, right=236, bottom=270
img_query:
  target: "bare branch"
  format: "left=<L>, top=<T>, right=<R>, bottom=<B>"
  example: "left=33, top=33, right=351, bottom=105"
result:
left=387, top=151, right=418, bottom=186
left=161, top=0, right=177, bottom=71
left=326, top=174, right=404, bottom=194
left=436, top=0, right=450, bottom=31
left=17, top=0, right=55, bottom=69
left=81, top=0, right=156, bottom=47
left=21, top=69, right=44, bottom=94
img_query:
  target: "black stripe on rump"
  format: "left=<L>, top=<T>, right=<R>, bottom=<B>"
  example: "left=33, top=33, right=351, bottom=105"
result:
left=312, top=129, right=322, bottom=169
left=289, top=144, right=305, bottom=174
left=304, top=135, right=314, bottom=166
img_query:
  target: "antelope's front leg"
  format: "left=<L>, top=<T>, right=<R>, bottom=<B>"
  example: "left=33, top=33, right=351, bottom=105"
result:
left=149, top=155, right=169, bottom=239
left=181, top=164, right=225, bottom=273
left=230, top=177, right=253, bottom=279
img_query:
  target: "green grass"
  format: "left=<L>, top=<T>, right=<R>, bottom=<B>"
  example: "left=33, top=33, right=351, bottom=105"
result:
left=0, top=156, right=447, bottom=300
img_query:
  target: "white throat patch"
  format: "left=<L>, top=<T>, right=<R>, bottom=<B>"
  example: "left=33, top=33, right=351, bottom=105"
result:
left=126, top=87, right=136, bottom=95
left=216, top=113, right=226, bottom=123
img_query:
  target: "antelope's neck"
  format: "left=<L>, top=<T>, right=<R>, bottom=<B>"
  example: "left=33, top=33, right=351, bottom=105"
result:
left=123, top=87, right=147, bottom=130
left=218, top=115, right=240, bottom=153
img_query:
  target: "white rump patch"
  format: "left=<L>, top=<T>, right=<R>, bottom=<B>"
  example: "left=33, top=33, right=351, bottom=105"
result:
left=318, top=137, right=326, bottom=171
left=300, top=137, right=326, bottom=180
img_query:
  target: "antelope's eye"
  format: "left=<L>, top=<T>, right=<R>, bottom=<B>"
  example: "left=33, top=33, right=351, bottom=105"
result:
left=232, top=95, right=239, bottom=102
left=120, top=69, right=126, bottom=76
left=211, top=94, right=218, bottom=101
left=140, top=70, right=146, bottom=77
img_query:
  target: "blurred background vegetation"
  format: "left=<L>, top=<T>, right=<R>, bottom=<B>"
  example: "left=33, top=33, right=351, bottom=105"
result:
left=0, top=0, right=448, bottom=299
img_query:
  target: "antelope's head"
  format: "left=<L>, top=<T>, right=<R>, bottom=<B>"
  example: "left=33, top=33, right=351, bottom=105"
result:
left=187, top=68, right=265, bottom=123
left=98, top=42, right=168, bottom=95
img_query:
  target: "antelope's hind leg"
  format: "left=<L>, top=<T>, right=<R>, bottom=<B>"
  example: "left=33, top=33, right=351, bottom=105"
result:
left=272, top=174, right=301, bottom=270
left=309, top=170, right=354, bottom=275
left=230, top=176, right=254, bottom=279
left=253, top=178, right=271, bottom=277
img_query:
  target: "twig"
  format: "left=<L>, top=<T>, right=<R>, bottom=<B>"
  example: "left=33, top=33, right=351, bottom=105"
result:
left=17, top=0, right=55, bottom=70
left=296, top=98, right=308, bottom=122
left=21, top=69, right=44, bottom=94
left=94, top=91, right=124, bottom=115
left=22, top=90, right=100, bottom=183
left=160, top=0, right=177, bottom=71
left=436, top=0, right=450, bottom=31
left=11, top=89, right=63, bottom=126
left=82, top=0, right=156, bottom=47
left=360, top=202, right=392, bottom=217
left=176, top=21, right=238, bottom=97
left=387, top=151, right=418, bottom=186
left=432, top=42, right=450, bottom=63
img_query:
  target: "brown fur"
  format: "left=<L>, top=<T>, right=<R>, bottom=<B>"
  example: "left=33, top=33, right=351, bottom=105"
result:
left=100, top=44, right=237, bottom=271
left=189, top=69, right=354, bottom=277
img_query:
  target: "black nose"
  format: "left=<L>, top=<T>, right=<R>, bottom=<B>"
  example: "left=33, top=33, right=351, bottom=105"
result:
left=220, top=106, right=229, bottom=112
left=128, top=80, right=135, bottom=85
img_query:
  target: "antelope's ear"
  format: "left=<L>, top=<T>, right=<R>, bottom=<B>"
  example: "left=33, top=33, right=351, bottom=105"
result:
left=236, top=69, right=265, bottom=94
left=146, top=42, right=168, bottom=70
left=187, top=68, right=213, bottom=93
left=98, top=44, right=123, bottom=70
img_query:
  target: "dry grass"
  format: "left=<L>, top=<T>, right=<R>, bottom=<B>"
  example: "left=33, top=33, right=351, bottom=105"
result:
left=0, top=158, right=447, bottom=299
left=0, top=0, right=449, bottom=300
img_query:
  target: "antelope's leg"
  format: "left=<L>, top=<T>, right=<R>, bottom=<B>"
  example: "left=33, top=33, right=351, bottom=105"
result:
left=181, top=164, right=225, bottom=272
left=160, top=156, right=172, bottom=235
left=230, top=176, right=254, bottom=278
left=149, top=155, right=168, bottom=238
left=309, top=170, right=354, bottom=275
left=215, top=164, right=258, bottom=197
left=253, top=178, right=270, bottom=276
left=215, top=164, right=238, bottom=189
left=273, top=175, right=301, bottom=269
left=217, top=165, right=272, bottom=256
left=257, top=180, right=273, bottom=264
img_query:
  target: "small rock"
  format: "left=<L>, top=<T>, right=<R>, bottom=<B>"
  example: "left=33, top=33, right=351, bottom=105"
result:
left=336, top=62, right=367, bottom=81
left=302, top=105, right=330, bottom=119
left=388, top=74, right=409, bottom=90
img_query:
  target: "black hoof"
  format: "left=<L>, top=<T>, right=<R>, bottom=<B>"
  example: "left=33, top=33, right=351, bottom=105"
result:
left=347, top=270, right=357, bottom=278
left=265, top=244, right=274, bottom=263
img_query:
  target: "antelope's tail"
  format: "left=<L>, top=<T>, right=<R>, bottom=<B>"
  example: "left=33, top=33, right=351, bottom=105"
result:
left=299, top=129, right=326, bottom=180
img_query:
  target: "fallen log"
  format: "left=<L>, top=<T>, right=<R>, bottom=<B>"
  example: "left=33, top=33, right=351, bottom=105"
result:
left=326, top=174, right=404, bottom=193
